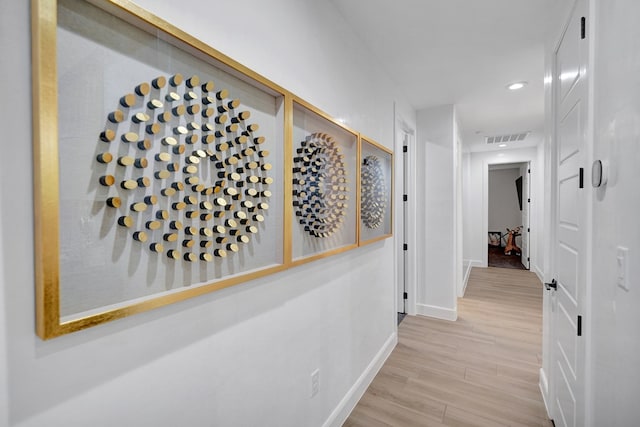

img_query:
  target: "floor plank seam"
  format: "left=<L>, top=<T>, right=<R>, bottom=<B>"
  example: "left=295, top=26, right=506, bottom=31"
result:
left=345, top=267, right=552, bottom=426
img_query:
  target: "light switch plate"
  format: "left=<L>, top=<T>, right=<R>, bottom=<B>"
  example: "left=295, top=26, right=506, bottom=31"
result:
left=616, top=246, right=630, bottom=291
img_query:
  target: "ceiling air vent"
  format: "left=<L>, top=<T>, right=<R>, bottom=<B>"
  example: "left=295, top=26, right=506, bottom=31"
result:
left=485, top=132, right=529, bottom=144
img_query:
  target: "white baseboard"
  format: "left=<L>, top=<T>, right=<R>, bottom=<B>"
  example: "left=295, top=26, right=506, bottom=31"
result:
left=416, top=303, right=458, bottom=321
left=461, top=259, right=482, bottom=297
left=323, top=332, right=398, bottom=427
left=539, top=367, right=551, bottom=418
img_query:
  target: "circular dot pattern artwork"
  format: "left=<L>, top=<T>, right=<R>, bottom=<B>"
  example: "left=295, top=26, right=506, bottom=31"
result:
left=96, top=73, right=273, bottom=261
left=360, top=155, right=386, bottom=229
left=292, top=133, right=349, bottom=238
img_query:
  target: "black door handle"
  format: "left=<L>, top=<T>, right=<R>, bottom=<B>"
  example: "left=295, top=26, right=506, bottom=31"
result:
left=545, top=279, right=557, bottom=291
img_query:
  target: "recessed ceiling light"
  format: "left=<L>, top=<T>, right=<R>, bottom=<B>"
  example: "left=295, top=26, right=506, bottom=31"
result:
left=498, top=143, right=507, bottom=148
left=507, top=81, right=527, bottom=90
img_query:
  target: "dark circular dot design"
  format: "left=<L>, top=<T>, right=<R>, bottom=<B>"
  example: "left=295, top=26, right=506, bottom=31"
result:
left=361, top=155, right=386, bottom=229
left=97, top=73, right=272, bottom=261
left=292, top=132, right=349, bottom=238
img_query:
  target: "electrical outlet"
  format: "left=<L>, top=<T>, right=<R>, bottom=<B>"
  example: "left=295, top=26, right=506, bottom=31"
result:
left=310, top=369, right=320, bottom=398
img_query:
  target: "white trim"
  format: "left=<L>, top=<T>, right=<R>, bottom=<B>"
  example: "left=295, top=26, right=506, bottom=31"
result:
left=394, top=110, right=417, bottom=317
left=322, top=332, right=397, bottom=427
left=584, top=2, right=596, bottom=426
left=406, top=129, right=417, bottom=316
left=461, top=259, right=482, bottom=297
left=483, top=154, right=539, bottom=270
left=393, top=104, right=403, bottom=316
left=416, top=303, right=458, bottom=321
left=453, top=117, right=464, bottom=304
left=539, top=367, right=552, bottom=417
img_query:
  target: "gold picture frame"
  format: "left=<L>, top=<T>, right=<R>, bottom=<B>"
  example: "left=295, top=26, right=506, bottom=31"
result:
left=289, top=97, right=359, bottom=266
left=33, top=0, right=293, bottom=339
left=358, top=136, right=393, bottom=246
left=32, top=0, right=393, bottom=339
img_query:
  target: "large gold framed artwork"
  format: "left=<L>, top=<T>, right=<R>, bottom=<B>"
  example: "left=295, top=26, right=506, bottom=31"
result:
left=290, top=99, right=359, bottom=264
left=358, top=136, right=393, bottom=245
left=33, top=0, right=289, bottom=339
left=33, top=0, right=393, bottom=339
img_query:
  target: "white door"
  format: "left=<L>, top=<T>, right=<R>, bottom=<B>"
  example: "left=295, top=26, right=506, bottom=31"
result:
left=521, top=163, right=530, bottom=269
left=550, top=1, right=588, bottom=426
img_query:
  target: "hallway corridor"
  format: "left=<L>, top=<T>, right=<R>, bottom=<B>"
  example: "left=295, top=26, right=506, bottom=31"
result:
left=345, top=267, right=551, bottom=426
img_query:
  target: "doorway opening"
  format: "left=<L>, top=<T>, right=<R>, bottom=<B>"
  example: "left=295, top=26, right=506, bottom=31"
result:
left=487, top=162, right=530, bottom=270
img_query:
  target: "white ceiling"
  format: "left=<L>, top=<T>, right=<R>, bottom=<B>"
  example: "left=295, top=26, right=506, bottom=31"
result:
left=330, top=0, right=566, bottom=153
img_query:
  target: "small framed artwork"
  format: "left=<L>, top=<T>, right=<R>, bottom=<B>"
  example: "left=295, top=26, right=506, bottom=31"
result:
left=33, top=0, right=287, bottom=338
left=290, top=98, right=358, bottom=264
left=488, top=231, right=502, bottom=247
left=358, top=136, right=393, bottom=245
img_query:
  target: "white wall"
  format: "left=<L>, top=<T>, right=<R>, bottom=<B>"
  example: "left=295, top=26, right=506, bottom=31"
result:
left=0, top=6, right=11, bottom=426
left=462, top=146, right=542, bottom=272
left=0, top=1, right=415, bottom=426
left=462, top=152, right=473, bottom=283
left=0, top=163, right=7, bottom=427
left=454, top=115, right=464, bottom=298
left=415, top=105, right=457, bottom=320
left=589, top=0, right=640, bottom=423
left=488, top=168, right=522, bottom=242
left=535, top=145, right=546, bottom=275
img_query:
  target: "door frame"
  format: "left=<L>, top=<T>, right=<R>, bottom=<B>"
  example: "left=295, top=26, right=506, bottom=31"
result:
left=521, top=161, right=531, bottom=270
left=481, top=155, right=538, bottom=270
left=484, top=161, right=531, bottom=270
left=394, top=109, right=416, bottom=317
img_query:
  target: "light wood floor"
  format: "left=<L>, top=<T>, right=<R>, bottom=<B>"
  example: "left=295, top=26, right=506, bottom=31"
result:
left=344, top=267, right=552, bottom=427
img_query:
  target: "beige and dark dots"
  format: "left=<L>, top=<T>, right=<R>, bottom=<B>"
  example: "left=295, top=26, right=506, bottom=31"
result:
left=97, top=73, right=273, bottom=260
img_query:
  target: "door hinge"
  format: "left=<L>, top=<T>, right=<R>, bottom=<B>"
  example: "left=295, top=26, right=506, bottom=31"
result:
left=403, top=292, right=408, bottom=300
left=579, top=167, right=584, bottom=188
left=527, top=227, right=530, bottom=233
left=403, top=243, right=408, bottom=251
left=528, top=198, right=531, bottom=203
left=577, top=315, right=583, bottom=336
left=581, top=17, right=586, bottom=39
left=403, top=146, right=408, bottom=153
left=527, top=257, right=530, bottom=261
left=403, top=194, right=408, bottom=202
left=528, top=168, right=531, bottom=174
